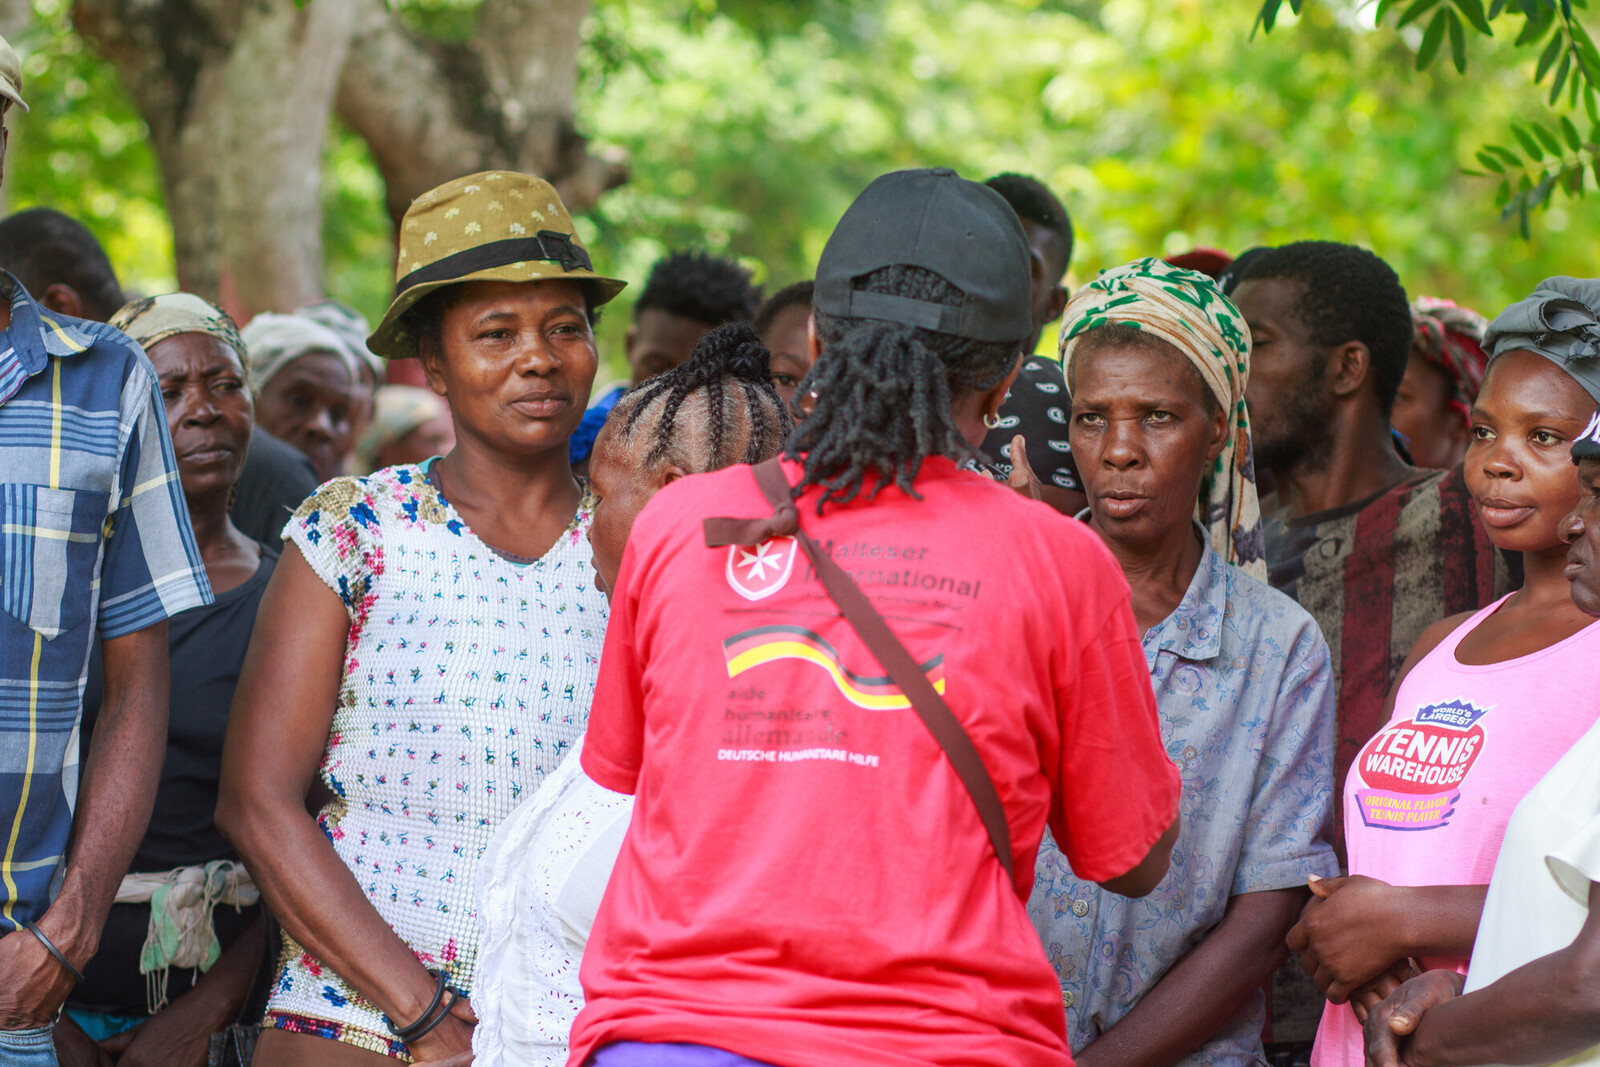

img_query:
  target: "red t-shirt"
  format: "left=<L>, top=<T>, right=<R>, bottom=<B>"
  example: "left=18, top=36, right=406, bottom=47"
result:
left=572, top=457, right=1180, bottom=1067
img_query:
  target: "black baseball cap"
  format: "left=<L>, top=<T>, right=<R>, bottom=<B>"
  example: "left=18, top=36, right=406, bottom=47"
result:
left=814, top=167, right=1033, bottom=344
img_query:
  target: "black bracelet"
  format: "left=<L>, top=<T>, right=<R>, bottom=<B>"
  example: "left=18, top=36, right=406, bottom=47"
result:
left=23, top=920, right=85, bottom=984
left=385, top=968, right=448, bottom=1040
left=402, top=988, right=458, bottom=1046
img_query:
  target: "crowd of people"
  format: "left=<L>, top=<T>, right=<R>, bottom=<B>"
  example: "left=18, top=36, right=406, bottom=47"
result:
left=0, top=29, right=1596, bottom=1067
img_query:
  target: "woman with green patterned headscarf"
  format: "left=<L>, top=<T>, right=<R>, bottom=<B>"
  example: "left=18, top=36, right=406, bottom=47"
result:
left=1059, top=256, right=1264, bottom=579
left=1030, top=257, right=1336, bottom=1066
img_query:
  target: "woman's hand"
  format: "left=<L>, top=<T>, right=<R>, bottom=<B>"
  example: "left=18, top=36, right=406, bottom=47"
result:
left=1005, top=434, right=1046, bottom=502
left=107, top=976, right=240, bottom=1067
left=1286, top=874, right=1409, bottom=1003
left=106, top=913, right=263, bottom=1067
left=51, top=1014, right=116, bottom=1067
left=1350, top=958, right=1424, bottom=1025
left=1363, top=969, right=1465, bottom=1067
left=407, top=994, right=476, bottom=1065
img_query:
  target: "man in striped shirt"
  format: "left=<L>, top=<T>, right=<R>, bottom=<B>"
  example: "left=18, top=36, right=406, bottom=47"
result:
left=0, top=42, right=210, bottom=1061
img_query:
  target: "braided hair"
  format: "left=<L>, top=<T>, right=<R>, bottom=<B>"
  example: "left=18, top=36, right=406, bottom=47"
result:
left=610, top=321, right=793, bottom=472
left=790, top=265, right=1021, bottom=510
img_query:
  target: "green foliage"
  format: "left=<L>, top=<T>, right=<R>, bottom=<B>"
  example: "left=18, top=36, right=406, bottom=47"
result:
left=7, top=0, right=174, bottom=299
left=320, top=123, right=396, bottom=326
left=575, top=0, right=1600, bottom=373
left=8, top=0, right=1600, bottom=385
left=1256, top=0, right=1600, bottom=231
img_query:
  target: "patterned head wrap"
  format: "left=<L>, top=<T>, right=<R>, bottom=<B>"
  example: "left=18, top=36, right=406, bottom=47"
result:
left=357, top=385, right=447, bottom=470
left=1483, top=276, right=1600, bottom=405
left=299, top=298, right=382, bottom=383
left=1410, top=296, right=1488, bottom=423
left=1059, top=257, right=1265, bottom=581
left=241, top=312, right=362, bottom=390
left=110, top=293, right=247, bottom=368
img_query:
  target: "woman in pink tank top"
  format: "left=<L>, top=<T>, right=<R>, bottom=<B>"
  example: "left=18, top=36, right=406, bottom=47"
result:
left=1289, top=342, right=1600, bottom=1067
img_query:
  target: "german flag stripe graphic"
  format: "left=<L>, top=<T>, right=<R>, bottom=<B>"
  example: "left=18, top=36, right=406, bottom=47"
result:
left=721, top=624, right=945, bottom=710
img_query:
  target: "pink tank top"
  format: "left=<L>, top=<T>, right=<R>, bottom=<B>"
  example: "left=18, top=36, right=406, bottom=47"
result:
left=1313, top=594, right=1600, bottom=1067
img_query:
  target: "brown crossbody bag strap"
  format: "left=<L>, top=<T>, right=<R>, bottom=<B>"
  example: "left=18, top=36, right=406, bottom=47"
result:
left=704, top=457, right=1014, bottom=884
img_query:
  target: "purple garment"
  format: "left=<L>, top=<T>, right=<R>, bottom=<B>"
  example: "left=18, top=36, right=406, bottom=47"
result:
left=588, top=1042, right=778, bottom=1067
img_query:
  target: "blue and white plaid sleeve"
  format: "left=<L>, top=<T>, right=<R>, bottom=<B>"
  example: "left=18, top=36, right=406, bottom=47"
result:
left=97, top=367, right=212, bottom=637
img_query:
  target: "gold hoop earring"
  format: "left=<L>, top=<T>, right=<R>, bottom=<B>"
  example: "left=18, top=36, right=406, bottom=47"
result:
left=982, top=412, right=1002, bottom=430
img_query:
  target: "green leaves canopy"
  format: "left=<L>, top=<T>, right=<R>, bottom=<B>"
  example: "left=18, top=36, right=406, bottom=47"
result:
left=10, top=0, right=1600, bottom=378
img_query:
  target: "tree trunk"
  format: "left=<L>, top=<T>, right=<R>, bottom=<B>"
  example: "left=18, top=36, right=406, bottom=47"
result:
left=0, top=0, right=29, bottom=43
left=335, top=0, right=626, bottom=231
left=73, top=0, right=354, bottom=320
left=72, top=0, right=622, bottom=324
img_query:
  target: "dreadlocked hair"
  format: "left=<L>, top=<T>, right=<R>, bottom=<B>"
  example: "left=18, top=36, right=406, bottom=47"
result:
left=611, top=321, right=793, bottom=473
left=793, top=264, right=1021, bottom=511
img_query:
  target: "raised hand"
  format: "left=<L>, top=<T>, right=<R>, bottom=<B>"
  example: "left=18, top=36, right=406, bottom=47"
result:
left=1006, top=433, right=1045, bottom=502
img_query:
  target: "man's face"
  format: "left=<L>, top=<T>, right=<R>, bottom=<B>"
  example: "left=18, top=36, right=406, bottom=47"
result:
left=626, top=307, right=713, bottom=383
left=1020, top=220, right=1069, bottom=353
left=1234, top=277, right=1335, bottom=473
left=1563, top=457, right=1600, bottom=617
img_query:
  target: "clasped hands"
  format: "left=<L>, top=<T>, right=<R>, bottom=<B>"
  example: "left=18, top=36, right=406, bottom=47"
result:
left=1286, top=874, right=1421, bottom=1022
left=1286, top=871, right=1470, bottom=1065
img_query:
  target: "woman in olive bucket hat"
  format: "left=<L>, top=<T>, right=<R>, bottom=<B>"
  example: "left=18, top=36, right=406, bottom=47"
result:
left=218, top=172, right=625, bottom=1066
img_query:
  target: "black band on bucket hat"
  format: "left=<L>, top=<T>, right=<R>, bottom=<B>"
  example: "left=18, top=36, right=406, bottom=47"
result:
left=394, top=232, right=595, bottom=298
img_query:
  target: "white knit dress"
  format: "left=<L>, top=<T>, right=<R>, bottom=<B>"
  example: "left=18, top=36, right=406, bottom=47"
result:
left=472, top=735, right=634, bottom=1066
left=265, top=463, right=607, bottom=1059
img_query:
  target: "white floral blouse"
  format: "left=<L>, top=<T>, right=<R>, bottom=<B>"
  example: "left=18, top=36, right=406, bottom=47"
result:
left=265, top=463, right=608, bottom=1059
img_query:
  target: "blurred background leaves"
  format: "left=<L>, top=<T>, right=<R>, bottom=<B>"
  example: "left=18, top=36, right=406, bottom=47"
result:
left=8, top=0, right=1599, bottom=376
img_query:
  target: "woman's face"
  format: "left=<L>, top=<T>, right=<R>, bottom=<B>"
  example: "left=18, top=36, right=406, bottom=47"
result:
left=586, top=422, right=674, bottom=597
left=1561, top=457, right=1600, bottom=616
left=1392, top=356, right=1470, bottom=470
left=148, top=333, right=254, bottom=504
left=421, top=279, right=596, bottom=460
left=1465, top=349, right=1593, bottom=553
left=1069, top=339, right=1228, bottom=550
left=254, top=349, right=358, bottom=482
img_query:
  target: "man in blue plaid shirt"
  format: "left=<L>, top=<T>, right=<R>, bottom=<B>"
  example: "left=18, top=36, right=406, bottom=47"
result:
left=0, top=41, right=211, bottom=1064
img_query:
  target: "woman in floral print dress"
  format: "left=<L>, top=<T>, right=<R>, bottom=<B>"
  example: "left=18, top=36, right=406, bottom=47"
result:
left=217, top=172, right=626, bottom=1066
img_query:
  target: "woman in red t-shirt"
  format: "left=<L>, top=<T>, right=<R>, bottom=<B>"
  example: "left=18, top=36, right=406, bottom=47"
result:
left=568, top=169, right=1182, bottom=1067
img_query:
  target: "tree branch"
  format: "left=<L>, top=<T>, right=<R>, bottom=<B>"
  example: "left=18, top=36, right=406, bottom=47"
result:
left=335, top=0, right=624, bottom=229
left=75, top=0, right=354, bottom=314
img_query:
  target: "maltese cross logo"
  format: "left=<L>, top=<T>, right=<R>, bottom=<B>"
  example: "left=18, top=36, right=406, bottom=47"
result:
left=726, top=537, right=798, bottom=601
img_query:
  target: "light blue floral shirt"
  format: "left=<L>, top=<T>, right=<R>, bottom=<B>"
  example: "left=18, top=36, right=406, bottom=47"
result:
left=1029, top=533, right=1337, bottom=1066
